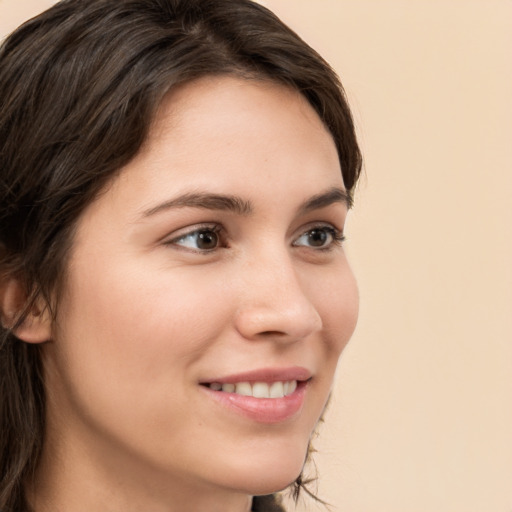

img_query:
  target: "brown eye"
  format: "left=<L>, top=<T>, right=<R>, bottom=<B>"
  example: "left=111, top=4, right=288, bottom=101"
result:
left=195, top=230, right=219, bottom=250
left=172, top=227, right=221, bottom=251
left=306, top=228, right=329, bottom=247
left=293, top=226, right=343, bottom=250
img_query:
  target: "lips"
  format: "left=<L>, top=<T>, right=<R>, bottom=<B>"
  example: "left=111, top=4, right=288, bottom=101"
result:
left=200, top=367, right=311, bottom=423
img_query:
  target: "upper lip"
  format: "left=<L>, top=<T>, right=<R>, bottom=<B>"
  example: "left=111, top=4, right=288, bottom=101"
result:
left=200, top=366, right=312, bottom=384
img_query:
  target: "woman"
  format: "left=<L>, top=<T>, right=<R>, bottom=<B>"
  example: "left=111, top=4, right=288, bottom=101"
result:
left=0, top=0, right=362, bottom=510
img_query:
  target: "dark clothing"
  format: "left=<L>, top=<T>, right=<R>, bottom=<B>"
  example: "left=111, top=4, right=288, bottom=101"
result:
left=252, top=494, right=286, bottom=512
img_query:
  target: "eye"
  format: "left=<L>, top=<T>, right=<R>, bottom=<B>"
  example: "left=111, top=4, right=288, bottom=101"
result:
left=170, top=226, right=223, bottom=251
left=293, top=225, right=345, bottom=250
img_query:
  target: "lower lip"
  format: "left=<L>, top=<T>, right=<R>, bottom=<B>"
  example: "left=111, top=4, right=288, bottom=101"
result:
left=201, top=381, right=308, bottom=424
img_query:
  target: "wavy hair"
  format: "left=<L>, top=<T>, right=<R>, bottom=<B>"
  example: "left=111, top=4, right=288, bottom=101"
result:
left=0, top=1, right=361, bottom=510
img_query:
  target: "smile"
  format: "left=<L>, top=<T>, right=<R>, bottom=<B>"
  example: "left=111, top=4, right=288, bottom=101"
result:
left=200, top=369, right=311, bottom=424
left=205, top=380, right=298, bottom=399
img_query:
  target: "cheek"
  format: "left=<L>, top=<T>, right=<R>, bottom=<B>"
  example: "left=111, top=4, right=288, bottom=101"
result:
left=311, top=260, right=359, bottom=356
left=51, top=258, right=233, bottom=415
left=47, top=258, right=239, bottom=467
left=62, top=256, right=229, bottom=352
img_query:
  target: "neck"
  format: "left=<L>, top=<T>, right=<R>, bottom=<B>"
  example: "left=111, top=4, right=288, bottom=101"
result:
left=29, top=424, right=253, bottom=512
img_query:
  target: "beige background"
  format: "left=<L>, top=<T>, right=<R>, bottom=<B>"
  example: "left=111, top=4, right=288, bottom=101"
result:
left=1, top=1, right=511, bottom=511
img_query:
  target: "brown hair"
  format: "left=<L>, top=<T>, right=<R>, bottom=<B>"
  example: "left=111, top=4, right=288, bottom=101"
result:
left=0, top=0, right=361, bottom=510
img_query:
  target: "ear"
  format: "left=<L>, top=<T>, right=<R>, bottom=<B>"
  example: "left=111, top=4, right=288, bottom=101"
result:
left=0, top=278, right=52, bottom=343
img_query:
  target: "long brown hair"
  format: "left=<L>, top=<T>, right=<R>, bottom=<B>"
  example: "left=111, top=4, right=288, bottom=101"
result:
left=0, top=0, right=361, bottom=510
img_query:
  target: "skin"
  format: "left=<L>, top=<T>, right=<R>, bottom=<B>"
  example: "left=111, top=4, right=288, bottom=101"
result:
left=30, top=76, right=359, bottom=512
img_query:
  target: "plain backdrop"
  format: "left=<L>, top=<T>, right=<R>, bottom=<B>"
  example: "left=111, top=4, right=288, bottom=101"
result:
left=1, top=2, right=511, bottom=511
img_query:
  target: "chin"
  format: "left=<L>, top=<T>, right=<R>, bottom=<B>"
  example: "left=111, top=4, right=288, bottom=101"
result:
left=218, top=443, right=308, bottom=496
left=246, top=472, right=302, bottom=497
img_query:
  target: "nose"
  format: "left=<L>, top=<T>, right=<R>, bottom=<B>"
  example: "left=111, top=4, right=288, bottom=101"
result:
left=233, top=253, right=323, bottom=343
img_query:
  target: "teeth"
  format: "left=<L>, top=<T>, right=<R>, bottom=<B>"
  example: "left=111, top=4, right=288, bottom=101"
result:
left=222, top=383, right=235, bottom=393
left=235, top=382, right=252, bottom=396
left=208, top=380, right=298, bottom=399
left=252, top=382, right=270, bottom=398
left=269, top=381, right=284, bottom=398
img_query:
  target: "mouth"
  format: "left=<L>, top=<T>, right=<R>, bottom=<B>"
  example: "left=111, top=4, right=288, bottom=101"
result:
left=202, top=380, right=298, bottom=399
left=199, top=367, right=311, bottom=423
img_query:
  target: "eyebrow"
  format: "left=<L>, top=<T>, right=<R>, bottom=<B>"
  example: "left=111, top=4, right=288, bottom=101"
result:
left=297, top=187, right=352, bottom=214
left=141, top=186, right=351, bottom=218
left=142, top=192, right=253, bottom=217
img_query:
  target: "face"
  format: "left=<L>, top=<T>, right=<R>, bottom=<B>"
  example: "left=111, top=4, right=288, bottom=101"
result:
left=42, top=76, right=358, bottom=503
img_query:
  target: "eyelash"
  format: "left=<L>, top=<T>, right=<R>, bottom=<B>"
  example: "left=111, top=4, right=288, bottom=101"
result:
left=166, top=223, right=345, bottom=253
left=292, top=225, right=346, bottom=252
left=166, top=224, right=225, bottom=253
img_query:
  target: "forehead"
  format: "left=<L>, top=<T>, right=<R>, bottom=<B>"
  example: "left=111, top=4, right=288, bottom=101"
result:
left=82, top=75, right=344, bottom=227
left=153, top=75, right=330, bottom=138
left=135, top=75, right=341, bottom=185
